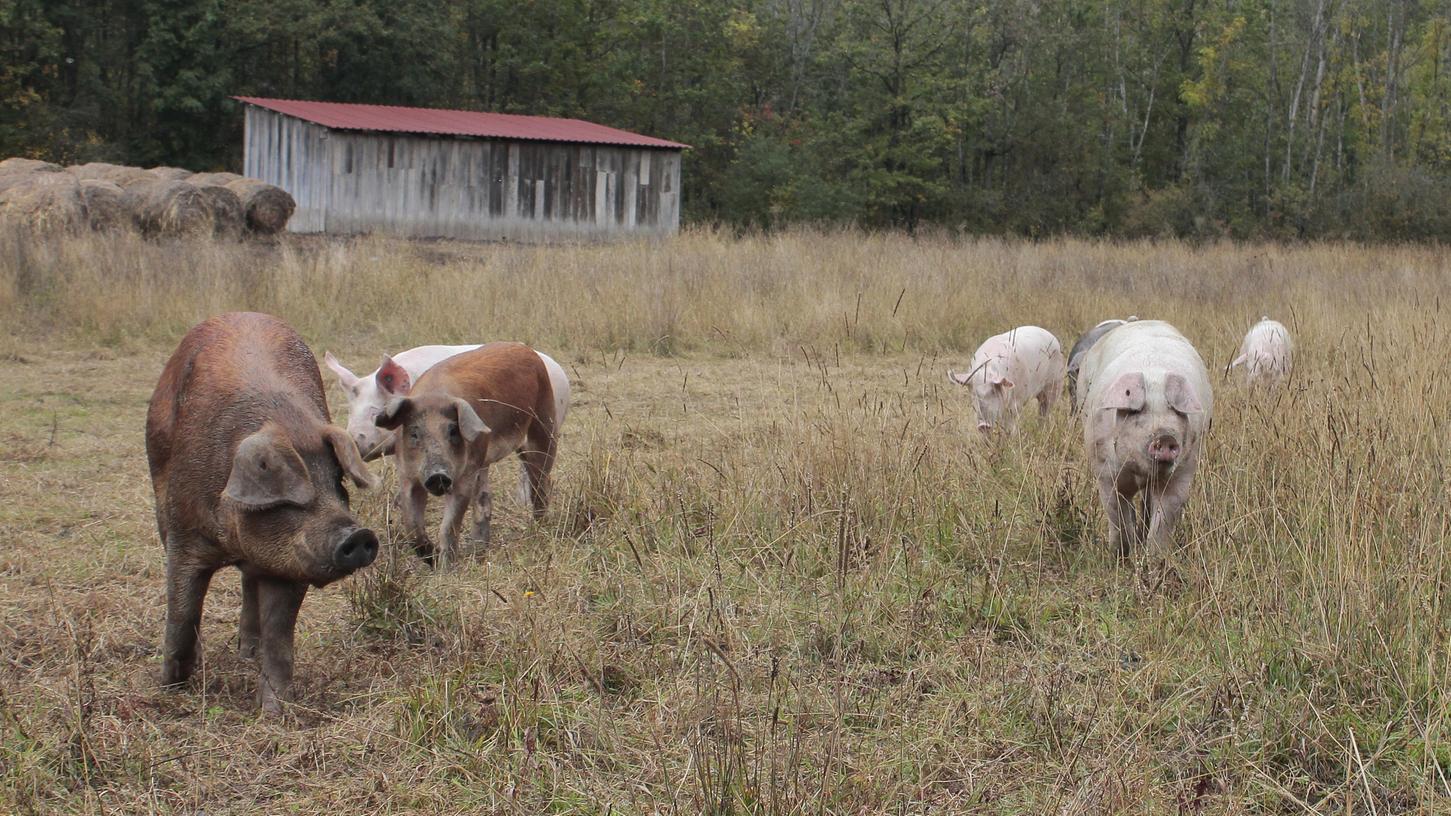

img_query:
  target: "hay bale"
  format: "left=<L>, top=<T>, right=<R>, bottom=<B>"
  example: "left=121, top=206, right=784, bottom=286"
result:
left=188, top=171, right=243, bottom=187
left=69, top=162, right=150, bottom=187
left=77, top=179, right=134, bottom=233
left=0, top=171, right=74, bottom=195
left=0, top=157, right=62, bottom=176
left=124, top=180, right=214, bottom=238
left=146, top=166, right=194, bottom=182
left=0, top=175, right=88, bottom=233
left=224, top=178, right=295, bottom=234
left=193, top=184, right=245, bottom=239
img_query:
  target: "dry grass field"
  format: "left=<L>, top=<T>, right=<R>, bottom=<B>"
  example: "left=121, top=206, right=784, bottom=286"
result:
left=2, top=228, right=1450, bottom=814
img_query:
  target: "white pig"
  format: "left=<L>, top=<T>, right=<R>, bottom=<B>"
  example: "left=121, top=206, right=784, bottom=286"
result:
left=1227, top=316, right=1292, bottom=387
left=325, top=345, right=571, bottom=460
left=948, top=326, right=1066, bottom=433
left=1076, top=320, right=1212, bottom=558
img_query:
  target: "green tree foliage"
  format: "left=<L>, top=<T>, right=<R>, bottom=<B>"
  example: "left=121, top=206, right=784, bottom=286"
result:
left=9, top=0, right=1451, bottom=238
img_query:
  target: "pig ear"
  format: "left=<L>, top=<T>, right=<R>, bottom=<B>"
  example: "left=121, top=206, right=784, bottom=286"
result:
left=453, top=398, right=491, bottom=442
left=323, top=352, right=360, bottom=390
left=994, top=377, right=1014, bottom=390
left=1101, top=372, right=1146, bottom=412
left=224, top=431, right=316, bottom=509
left=322, top=425, right=374, bottom=489
left=375, top=396, right=413, bottom=430
left=375, top=354, right=411, bottom=395
left=1164, top=373, right=1204, bottom=415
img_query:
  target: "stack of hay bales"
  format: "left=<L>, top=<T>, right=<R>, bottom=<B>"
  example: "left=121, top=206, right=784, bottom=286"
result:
left=0, top=157, right=295, bottom=239
left=187, top=172, right=294, bottom=235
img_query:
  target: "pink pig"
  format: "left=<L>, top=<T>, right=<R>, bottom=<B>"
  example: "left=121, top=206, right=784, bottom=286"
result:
left=1227, top=316, right=1293, bottom=387
left=1076, top=320, right=1213, bottom=558
left=948, top=326, right=1066, bottom=433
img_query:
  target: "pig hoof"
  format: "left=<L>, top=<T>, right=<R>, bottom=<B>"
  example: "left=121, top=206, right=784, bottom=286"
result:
left=160, top=659, right=194, bottom=688
left=414, top=541, right=437, bottom=567
left=239, top=639, right=258, bottom=660
left=469, top=520, right=492, bottom=549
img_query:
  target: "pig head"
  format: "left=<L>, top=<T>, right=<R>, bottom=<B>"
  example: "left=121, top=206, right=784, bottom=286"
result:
left=324, top=351, right=414, bottom=459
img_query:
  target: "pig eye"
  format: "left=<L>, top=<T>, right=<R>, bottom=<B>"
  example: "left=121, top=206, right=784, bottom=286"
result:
left=447, top=422, right=461, bottom=441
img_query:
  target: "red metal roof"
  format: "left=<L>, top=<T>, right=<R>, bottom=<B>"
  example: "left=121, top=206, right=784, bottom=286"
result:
left=235, top=97, right=688, bottom=150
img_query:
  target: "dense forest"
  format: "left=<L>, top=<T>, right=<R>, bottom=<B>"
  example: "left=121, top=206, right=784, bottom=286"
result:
left=4, top=0, right=1450, bottom=239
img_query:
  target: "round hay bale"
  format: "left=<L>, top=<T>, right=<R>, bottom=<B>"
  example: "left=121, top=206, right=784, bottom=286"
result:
left=189, top=171, right=243, bottom=187
left=0, top=157, right=62, bottom=176
left=193, top=184, right=244, bottom=239
left=146, top=166, right=194, bottom=182
left=225, top=178, right=295, bottom=234
left=69, top=162, right=150, bottom=187
left=0, top=175, right=88, bottom=233
left=124, top=180, right=214, bottom=238
left=0, top=172, right=75, bottom=195
left=77, top=179, right=134, bottom=233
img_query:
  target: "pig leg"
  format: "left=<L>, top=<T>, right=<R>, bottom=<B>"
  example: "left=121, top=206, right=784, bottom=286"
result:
left=470, top=466, right=494, bottom=549
left=1097, top=478, right=1140, bottom=559
left=399, top=480, right=434, bottom=564
left=255, top=576, right=308, bottom=716
left=239, top=572, right=260, bottom=659
left=1145, top=463, right=1197, bottom=558
left=520, top=424, right=556, bottom=518
left=438, top=491, right=472, bottom=569
left=1037, top=381, right=1061, bottom=416
left=161, top=541, right=216, bottom=687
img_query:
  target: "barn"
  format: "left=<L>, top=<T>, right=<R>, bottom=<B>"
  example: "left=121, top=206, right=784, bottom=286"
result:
left=235, top=97, right=687, bottom=242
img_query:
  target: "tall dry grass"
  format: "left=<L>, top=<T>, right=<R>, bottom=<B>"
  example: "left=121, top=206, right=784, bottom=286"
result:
left=3, top=226, right=1444, bottom=360
left=2, top=228, right=1450, bottom=813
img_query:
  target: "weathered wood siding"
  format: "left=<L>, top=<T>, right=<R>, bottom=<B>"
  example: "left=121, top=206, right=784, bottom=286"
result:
left=243, top=107, right=332, bottom=233
left=242, top=106, right=682, bottom=241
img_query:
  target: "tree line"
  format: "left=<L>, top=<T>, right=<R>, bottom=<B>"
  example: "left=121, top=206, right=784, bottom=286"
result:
left=5, top=0, right=1450, bottom=240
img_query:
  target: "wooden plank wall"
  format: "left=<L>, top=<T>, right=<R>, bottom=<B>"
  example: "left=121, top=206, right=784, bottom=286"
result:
left=243, top=106, right=682, bottom=241
left=244, top=108, right=331, bottom=233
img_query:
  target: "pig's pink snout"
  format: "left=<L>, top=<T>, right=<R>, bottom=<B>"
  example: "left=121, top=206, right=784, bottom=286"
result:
left=1147, top=434, right=1181, bottom=464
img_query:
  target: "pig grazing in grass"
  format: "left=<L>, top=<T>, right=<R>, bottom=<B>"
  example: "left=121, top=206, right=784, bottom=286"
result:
left=1067, top=317, right=1137, bottom=413
left=1228, top=316, right=1293, bottom=387
left=948, top=326, right=1066, bottom=433
left=1076, top=319, right=1212, bottom=559
left=325, top=344, right=571, bottom=460
left=146, top=312, right=378, bottom=714
left=375, top=342, right=561, bottom=567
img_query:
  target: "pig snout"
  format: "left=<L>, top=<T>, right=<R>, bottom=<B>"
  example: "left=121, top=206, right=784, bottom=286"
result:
left=1147, top=433, right=1181, bottom=464
left=332, top=527, right=379, bottom=572
left=423, top=467, right=453, bottom=496
left=977, top=421, right=993, bottom=433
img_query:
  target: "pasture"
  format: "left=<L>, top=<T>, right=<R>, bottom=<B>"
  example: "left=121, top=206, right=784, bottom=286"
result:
left=1, top=229, right=1449, bottom=813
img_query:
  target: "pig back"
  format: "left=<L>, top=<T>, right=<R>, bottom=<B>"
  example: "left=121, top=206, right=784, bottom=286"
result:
left=146, top=313, right=331, bottom=519
left=413, top=342, right=553, bottom=436
left=1078, top=320, right=1213, bottom=431
left=1007, top=325, right=1064, bottom=395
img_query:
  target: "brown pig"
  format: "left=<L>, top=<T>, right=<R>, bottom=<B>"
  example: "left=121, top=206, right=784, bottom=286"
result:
left=375, top=342, right=559, bottom=567
left=145, top=312, right=378, bottom=714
